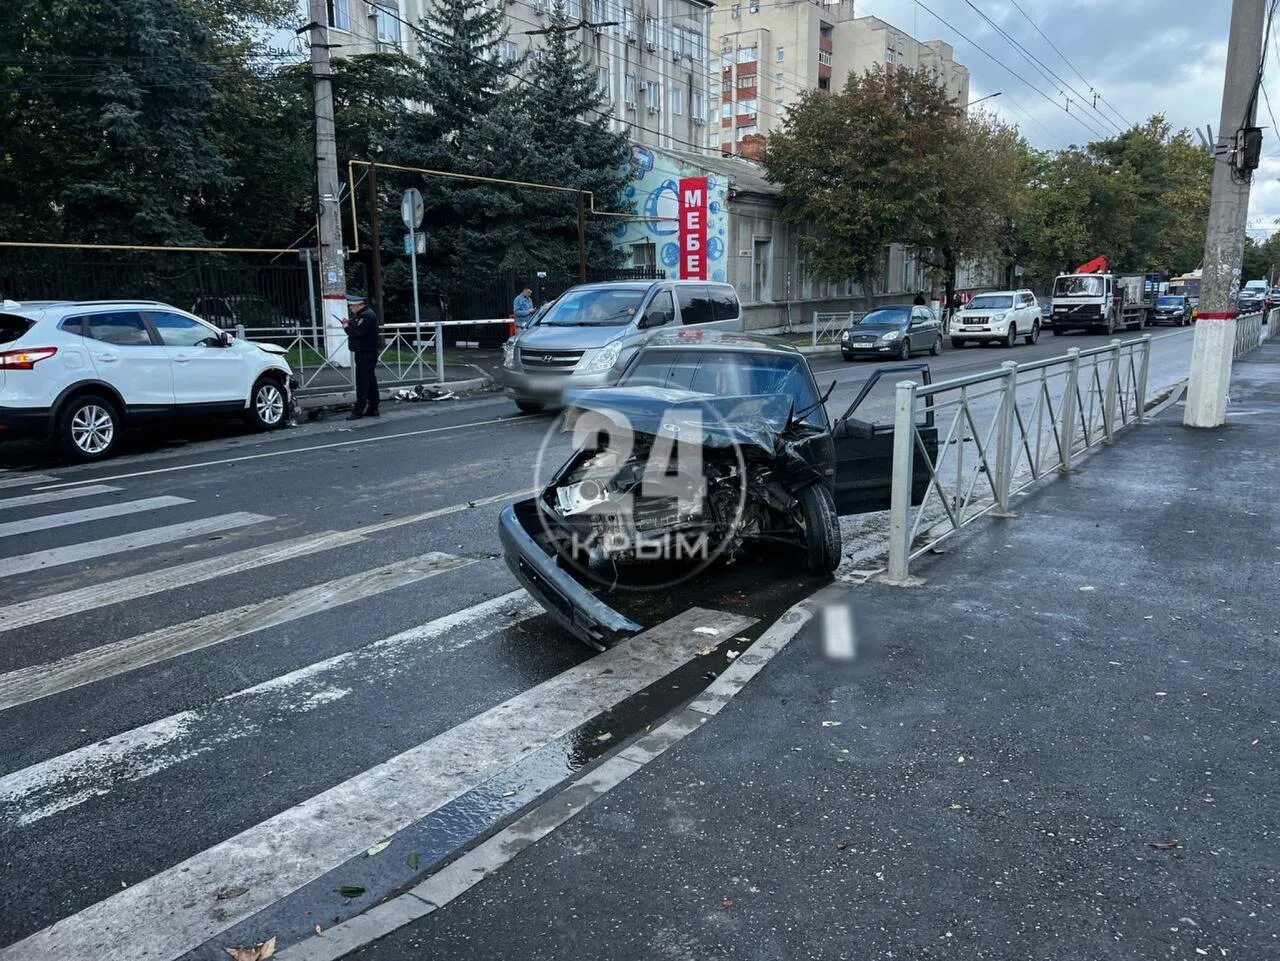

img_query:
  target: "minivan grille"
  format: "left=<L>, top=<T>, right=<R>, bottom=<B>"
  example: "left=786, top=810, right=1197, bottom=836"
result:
left=519, top=348, right=583, bottom=373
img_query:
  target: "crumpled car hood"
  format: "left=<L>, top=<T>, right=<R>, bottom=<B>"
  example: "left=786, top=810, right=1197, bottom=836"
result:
left=563, top=386, right=795, bottom=455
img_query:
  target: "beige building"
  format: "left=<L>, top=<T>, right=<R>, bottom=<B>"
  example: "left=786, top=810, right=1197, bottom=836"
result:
left=315, top=0, right=717, bottom=153
left=710, top=1, right=970, bottom=156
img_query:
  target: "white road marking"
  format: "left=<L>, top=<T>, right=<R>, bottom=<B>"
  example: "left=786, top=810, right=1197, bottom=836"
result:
left=0, top=488, right=527, bottom=634
left=36, top=415, right=530, bottom=490
left=0, top=473, right=59, bottom=490
left=0, top=512, right=271, bottom=579
left=0, top=495, right=192, bottom=539
left=0, top=607, right=752, bottom=961
left=0, top=484, right=120, bottom=510
left=0, top=551, right=474, bottom=711
left=0, top=591, right=537, bottom=827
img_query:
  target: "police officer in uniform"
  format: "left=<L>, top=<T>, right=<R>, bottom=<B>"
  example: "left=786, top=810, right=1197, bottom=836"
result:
left=343, top=293, right=381, bottom=419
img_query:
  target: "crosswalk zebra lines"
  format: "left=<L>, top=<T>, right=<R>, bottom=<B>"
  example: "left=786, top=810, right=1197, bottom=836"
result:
left=0, top=471, right=754, bottom=960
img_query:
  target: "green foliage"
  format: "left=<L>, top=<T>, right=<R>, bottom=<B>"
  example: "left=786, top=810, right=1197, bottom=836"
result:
left=765, top=69, right=960, bottom=298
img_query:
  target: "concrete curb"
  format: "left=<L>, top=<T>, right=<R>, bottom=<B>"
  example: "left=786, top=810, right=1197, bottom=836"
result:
left=297, top=377, right=494, bottom=414
left=274, top=600, right=817, bottom=961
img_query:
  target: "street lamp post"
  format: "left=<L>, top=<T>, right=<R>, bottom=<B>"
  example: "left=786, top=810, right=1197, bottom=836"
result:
left=966, top=91, right=1002, bottom=108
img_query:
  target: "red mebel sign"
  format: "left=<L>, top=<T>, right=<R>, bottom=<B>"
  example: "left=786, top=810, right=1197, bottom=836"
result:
left=678, top=176, right=708, bottom=280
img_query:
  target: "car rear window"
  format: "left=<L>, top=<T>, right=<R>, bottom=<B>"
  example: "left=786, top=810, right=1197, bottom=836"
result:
left=676, top=286, right=713, bottom=325
left=0, top=314, right=33, bottom=345
left=710, top=286, right=739, bottom=322
left=81, top=311, right=153, bottom=346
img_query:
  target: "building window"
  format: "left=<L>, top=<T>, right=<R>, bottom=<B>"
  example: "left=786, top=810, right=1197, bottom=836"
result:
left=721, top=101, right=732, bottom=119
left=885, top=46, right=895, bottom=64
left=499, top=40, right=518, bottom=63
left=737, top=98, right=757, bottom=115
left=737, top=74, right=754, bottom=89
left=752, top=238, right=772, bottom=302
left=326, top=0, right=349, bottom=31
left=693, top=91, right=705, bottom=119
left=730, top=2, right=741, bottom=18
left=631, top=242, right=656, bottom=268
left=750, top=0, right=760, bottom=11
left=689, top=30, right=705, bottom=60
left=775, top=71, right=785, bottom=86
left=373, top=4, right=401, bottom=44
left=624, top=73, right=637, bottom=103
left=671, top=87, right=683, bottom=115
left=593, top=0, right=605, bottom=19
left=736, top=123, right=758, bottom=139
left=621, top=6, right=635, bottom=38
left=817, top=50, right=832, bottom=66
left=776, top=46, right=784, bottom=62
left=598, top=66, right=610, bottom=99
left=670, top=27, right=683, bottom=57
left=737, top=45, right=758, bottom=64
left=565, top=0, right=580, bottom=18
left=644, top=15, right=658, bottom=46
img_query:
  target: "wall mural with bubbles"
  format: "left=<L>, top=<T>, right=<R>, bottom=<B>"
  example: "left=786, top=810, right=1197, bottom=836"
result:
left=615, top=145, right=730, bottom=283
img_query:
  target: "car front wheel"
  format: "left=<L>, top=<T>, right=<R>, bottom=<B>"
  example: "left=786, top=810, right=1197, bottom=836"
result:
left=898, top=339, right=911, bottom=360
left=798, top=483, right=841, bottom=575
left=1025, top=322, right=1040, bottom=345
left=1004, top=326, right=1018, bottom=348
left=515, top=400, right=545, bottom=414
left=247, top=377, right=288, bottom=431
left=60, top=395, right=120, bottom=462
left=930, top=334, right=942, bottom=356
left=951, top=338, right=966, bottom=349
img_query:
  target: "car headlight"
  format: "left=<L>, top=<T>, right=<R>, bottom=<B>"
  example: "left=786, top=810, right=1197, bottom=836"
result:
left=580, top=340, right=622, bottom=373
left=880, top=329, right=903, bottom=342
left=842, top=330, right=851, bottom=341
left=992, top=312, right=1008, bottom=322
left=502, top=340, right=516, bottom=369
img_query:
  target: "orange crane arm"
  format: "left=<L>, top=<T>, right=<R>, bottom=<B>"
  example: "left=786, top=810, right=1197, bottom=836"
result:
left=1074, top=255, right=1110, bottom=274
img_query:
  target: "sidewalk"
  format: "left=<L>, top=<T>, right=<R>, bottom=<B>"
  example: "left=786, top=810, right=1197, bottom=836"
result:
left=347, top=343, right=1280, bottom=960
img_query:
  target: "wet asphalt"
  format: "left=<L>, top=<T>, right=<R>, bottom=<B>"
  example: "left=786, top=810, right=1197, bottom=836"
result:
left=0, top=326, right=1204, bottom=954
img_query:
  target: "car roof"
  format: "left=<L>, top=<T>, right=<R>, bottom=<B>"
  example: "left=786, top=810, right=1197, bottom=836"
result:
left=564, top=279, right=734, bottom=293
left=967, top=290, right=1026, bottom=297
left=639, top=330, right=800, bottom=355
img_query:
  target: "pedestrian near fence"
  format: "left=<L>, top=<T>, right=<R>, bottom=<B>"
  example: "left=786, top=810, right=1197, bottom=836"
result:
left=513, top=286, right=535, bottom=328
left=343, top=293, right=381, bottom=420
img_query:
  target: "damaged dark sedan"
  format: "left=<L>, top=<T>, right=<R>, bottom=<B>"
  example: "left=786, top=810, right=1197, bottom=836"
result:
left=499, top=332, right=935, bottom=649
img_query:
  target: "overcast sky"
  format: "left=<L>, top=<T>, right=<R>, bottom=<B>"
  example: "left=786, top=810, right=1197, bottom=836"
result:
left=863, top=0, right=1280, bottom=235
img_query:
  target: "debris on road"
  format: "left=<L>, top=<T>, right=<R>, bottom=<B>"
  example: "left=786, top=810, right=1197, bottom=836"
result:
left=1148, top=841, right=1180, bottom=851
left=366, top=841, right=391, bottom=857
left=225, top=936, right=276, bottom=961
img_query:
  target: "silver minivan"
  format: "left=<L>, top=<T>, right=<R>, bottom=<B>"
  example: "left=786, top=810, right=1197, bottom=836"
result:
left=500, top=280, right=743, bottom=412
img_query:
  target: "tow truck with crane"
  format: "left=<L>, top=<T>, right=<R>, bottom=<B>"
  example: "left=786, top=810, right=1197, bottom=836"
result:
left=1048, top=256, right=1159, bottom=335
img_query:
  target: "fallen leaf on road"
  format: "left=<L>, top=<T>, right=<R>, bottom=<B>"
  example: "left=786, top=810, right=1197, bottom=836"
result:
left=726, top=650, right=740, bottom=660
left=215, top=886, right=249, bottom=901
left=595, top=732, right=613, bottom=743
left=224, top=937, right=276, bottom=961
left=366, top=841, right=390, bottom=857
left=337, top=885, right=366, bottom=898
left=821, top=721, right=842, bottom=728
left=836, top=840, right=849, bottom=851
left=698, top=647, right=714, bottom=656
left=1148, top=841, right=1179, bottom=851
left=717, top=898, right=734, bottom=910
left=407, top=852, right=421, bottom=871
left=315, top=924, right=323, bottom=936
left=1079, top=586, right=1096, bottom=593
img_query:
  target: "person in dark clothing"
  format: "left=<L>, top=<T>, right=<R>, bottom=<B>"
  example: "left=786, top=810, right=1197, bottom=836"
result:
left=912, top=291, right=927, bottom=306
left=343, top=293, right=381, bottom=419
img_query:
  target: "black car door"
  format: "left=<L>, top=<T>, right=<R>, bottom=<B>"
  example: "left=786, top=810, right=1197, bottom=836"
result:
left=831, top=364, right=938, bottom=515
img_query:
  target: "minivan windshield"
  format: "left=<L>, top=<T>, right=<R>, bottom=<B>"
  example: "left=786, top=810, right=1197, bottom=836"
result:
left=967, top=295, right=1014, bottom=310
left=1156, top=295, right=1185, bottom=307
left=538, top=288, right=646, bottom=327
left=1054, top=276, right=1104, bottom=297
left=855, top=307, right=911, bottom=327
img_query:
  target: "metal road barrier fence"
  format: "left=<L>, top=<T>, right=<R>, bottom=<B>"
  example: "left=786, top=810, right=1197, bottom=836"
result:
left=811, top=310, right=864, bottom=346
left=236, top=319, right=512, bottom=397
left=1234, top=308, right=1279, bottom=357
left=885, top=336, right=1153, bottom=582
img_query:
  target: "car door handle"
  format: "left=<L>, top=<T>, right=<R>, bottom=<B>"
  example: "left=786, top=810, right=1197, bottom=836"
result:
left=94, top=353, right=119, bottom=363
left=173, top=355, right=192, bottom=364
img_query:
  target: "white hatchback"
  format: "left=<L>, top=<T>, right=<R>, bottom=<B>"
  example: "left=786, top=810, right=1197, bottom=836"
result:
left=0, top=299, right=294, bottom=461
left=951, top=290, right=1042, bottom=348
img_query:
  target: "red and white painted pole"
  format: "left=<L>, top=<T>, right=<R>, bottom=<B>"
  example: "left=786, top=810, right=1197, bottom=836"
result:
left=1185, top=0, right=1266, bottom=427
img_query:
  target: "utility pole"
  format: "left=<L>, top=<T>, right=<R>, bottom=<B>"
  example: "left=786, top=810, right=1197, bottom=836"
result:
left=1185, top=0, right=1266, bottom=427
left=368, top=165, right=384, bottom=322
left=305, top=0, right=350, bottom=368
left=577, top=192, right=588, bottom=284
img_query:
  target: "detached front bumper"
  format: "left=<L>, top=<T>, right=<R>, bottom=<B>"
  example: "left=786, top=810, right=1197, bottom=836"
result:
left=499, top=499, right=643, bottom=650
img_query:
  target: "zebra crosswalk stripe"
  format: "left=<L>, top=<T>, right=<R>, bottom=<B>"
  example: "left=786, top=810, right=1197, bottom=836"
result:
left=0, top=511, right=271, bottom=578
left=0, top=495, right=192, bottom=539
left=0, top=484, right=120, bottom=511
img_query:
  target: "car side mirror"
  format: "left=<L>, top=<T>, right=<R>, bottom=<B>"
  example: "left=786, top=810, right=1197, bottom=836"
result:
left=642, top=310, right=670, bottom=329
left=219, top=331, right=234, bottom=347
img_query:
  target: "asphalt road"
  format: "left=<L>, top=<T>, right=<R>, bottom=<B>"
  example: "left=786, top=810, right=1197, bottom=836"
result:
left=0, top=325, right=1197, bottom=959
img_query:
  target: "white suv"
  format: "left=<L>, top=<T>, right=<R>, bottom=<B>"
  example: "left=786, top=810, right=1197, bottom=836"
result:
left=0, top=300, right=294, bottom=461
left=951, top=290, right=1042, bottom=348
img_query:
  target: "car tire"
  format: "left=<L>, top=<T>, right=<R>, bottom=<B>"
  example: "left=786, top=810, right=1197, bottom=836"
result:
left=798, top=483, right=841, bottom=576
left=1004, top=326, right=1017, bottom=348
left=898, top=339, right=911, bottom=360
left=951, top=338, right=965, bottom=349
left=930, top=335, right=942, bottom=356
left=246, top=376, right=288, bottom=431
left=515, top=400, right=545, bottom=414
left=1025, top=322, right=1040, bottom=346
left=59, top=394, right=120, bottom=462
left=1051, top=325, right=1063, bottom=336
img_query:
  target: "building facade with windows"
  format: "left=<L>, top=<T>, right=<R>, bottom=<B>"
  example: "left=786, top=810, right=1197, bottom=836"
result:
left=314, top=1, right=716, bottom=153
left=710, top=1, right=969, bottom=156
